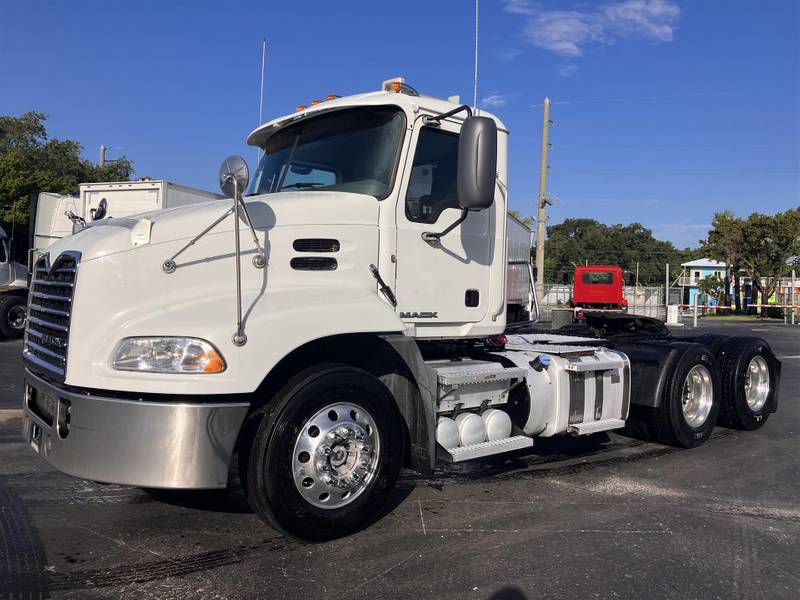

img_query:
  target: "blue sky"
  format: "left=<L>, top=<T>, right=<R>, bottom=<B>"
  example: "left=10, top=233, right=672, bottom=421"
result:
left=2, top=0, right=798, bottom=248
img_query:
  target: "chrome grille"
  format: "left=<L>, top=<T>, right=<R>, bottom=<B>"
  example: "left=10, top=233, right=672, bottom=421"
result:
left=23, top=253, right=79, bottom=379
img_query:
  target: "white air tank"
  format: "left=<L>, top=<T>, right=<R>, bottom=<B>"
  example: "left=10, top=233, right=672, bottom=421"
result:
left=482, top=408, right=513, bottom=441
left=436, top=417, right=460, bottom=450
left=455, top=413, right=486, bottom=446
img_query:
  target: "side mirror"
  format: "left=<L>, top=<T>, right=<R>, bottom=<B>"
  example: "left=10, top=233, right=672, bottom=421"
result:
left=457, top=116, right=497, bottom=211
left=219, top=155, right=250, bottom=198
left=91, top=198, right=108, bottom=221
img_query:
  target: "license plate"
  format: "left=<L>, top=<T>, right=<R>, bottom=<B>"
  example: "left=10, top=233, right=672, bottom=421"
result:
left=29, top=388, right=57, bottom=426
left=30, top=423, right=42, bottom=454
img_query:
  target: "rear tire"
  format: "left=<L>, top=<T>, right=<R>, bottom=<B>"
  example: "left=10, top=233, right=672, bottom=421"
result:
left=716, top=337, right=777, bottom=431
left=245, top=364, right=404, bottom=540
left=0, top=295, right=26, bottom=338
left=648, top=345, right=720, bottom=448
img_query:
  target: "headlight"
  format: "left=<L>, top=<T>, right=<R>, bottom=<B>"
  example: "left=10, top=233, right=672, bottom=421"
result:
left=111, top=337, right=226, bottom=374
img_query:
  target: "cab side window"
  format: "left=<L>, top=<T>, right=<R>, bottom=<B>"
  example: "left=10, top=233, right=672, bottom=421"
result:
left=405, top=128, right=459, bottom=224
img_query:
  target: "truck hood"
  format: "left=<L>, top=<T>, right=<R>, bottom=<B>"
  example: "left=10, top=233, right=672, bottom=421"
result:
left=42, top=191, right=380, bottom=262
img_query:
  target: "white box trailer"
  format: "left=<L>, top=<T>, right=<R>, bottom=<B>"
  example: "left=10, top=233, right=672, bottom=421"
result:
left=506, top=213, right=534, bottom=322
left=0, top=180, right=221, bottom=338
left=33, top=180, right=222, bottom=257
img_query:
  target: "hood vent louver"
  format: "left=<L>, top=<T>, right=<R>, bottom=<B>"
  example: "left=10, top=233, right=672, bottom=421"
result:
left=293, top=238, right=340, bottom=253
left=290, top=257, right=337, bottom=271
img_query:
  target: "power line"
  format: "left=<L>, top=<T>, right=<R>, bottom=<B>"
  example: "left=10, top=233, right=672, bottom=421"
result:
left=532, top=87, right=797, bottom=107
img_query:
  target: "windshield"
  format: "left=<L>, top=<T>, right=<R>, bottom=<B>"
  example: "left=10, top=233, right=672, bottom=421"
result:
left=247, top=107, right=405, bottom=199
left=582, top=272, right=615, bottom=285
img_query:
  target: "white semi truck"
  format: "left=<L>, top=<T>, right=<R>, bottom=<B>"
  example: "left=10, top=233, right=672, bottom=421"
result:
left=0, top=180, right=221, bottom=338
left=20, top=78, right=780, bottom=540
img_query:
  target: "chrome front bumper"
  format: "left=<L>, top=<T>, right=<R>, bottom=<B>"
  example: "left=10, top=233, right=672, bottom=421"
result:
left=21, top=370, right=250, bottom=489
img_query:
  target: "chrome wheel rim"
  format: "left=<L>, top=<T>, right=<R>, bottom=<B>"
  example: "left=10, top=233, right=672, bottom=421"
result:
left=7, top=304, right=26, bottom=330
left=681, top=365, right=713, bottom=427
left=292, top=402, right=380, bottom=509
left=744, top=356, right=770, bottom=412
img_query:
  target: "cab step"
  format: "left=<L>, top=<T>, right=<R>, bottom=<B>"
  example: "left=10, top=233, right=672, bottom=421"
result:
left=439, top=435, right=533, bottom=463
left=567, top=418, right=626, bottom=435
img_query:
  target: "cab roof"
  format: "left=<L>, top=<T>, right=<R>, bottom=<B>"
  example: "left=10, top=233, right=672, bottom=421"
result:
left=246, top=88, right=508, bottom=148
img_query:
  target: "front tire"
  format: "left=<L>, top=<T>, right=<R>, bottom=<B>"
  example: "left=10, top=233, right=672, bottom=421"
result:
left=0, top=295, right=26, bottom=338
left=716, top=337, right=778, bottom=430
left=246, top=364, right=405, bottom=540
left=648, top=346, right=720, bottom=448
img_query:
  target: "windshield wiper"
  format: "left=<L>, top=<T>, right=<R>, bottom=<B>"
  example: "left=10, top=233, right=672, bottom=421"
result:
left=280, top=182, right=325, bottom=190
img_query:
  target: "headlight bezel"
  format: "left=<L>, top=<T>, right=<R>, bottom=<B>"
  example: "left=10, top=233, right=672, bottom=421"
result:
left=110, top=336, right=227, bottom=374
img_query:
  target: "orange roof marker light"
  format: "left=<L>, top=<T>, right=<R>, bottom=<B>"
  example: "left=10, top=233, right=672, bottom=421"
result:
left=326, top=94, right=341, bottom=101
left=310, top=99, right=321, bottom=106
left=295, top=105, right=306, bottom=112
left=381, top=77, right=420, bottom=97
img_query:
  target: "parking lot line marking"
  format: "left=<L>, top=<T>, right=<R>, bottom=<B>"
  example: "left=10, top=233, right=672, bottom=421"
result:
left=418, top=500, right=427, bottom=535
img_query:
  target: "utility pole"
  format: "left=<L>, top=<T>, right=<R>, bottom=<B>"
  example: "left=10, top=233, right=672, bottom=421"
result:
left=99, top=144, right=106, bottom=167
left=535, top=97, right=551, bottom=301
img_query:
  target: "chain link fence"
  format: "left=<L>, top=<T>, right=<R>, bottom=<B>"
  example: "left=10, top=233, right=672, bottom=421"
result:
left=538, top=284, right=675, bottom=322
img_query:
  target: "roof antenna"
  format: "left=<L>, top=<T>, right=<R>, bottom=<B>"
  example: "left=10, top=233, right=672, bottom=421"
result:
left=257, top=38, right=267, bottom=162
left=473, top=0, right=479, bottom=111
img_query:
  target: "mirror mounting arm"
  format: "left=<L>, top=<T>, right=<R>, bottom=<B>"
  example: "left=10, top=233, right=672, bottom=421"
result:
left=421, top=208, right=469, bottom=246
left=423, top=104, right=473, bottom=127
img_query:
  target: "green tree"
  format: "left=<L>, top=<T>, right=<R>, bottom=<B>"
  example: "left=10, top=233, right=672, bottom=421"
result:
left=697, top=274, right=724, bottom=305
left=738, top=209, right=800, bottom=311
left=543, top=218, right=692, bottom=285
left=701, top=210, right=744, bottom=311
left=0, top=111, right=134, bottom=242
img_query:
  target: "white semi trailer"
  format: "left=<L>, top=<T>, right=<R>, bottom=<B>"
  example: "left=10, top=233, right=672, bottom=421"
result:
left=0, top=181, right=221, bottom=338
left=506, top=213, right=535, bottom=323
left=20, top=78, right=781, bottom=540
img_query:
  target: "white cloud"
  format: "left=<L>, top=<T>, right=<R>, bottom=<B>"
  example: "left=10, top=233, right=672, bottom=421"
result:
left=502, top=0, right=538, bottom=16
left=525, top=11, right=606, bottom=57
left=602, top=0, right=681, bottom=42
left=481, top=94, right=511, bottom=107
left=512, top=0, right=681, bottom=58
left=556, top=63, right=580, bottom=77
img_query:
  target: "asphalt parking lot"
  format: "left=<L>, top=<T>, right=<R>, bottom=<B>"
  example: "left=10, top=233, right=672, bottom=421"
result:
left=1, top=321, right=798, bottom=599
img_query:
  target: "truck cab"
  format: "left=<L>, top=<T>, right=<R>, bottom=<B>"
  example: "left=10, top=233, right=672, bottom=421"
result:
left=571, top=265, right=628, bottom=310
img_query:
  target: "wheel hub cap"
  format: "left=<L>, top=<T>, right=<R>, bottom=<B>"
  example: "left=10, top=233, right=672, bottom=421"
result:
left=292, top=403, right=379, bottom=509
left=8, top=305, right=26, bottom=330
left=681, top=364, right=713, bottom=428
left=744, top=356, right=770, bottom=411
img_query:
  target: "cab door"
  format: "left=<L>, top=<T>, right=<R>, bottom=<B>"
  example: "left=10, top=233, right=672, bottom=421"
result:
left=394, top=116, right=494, bottom=326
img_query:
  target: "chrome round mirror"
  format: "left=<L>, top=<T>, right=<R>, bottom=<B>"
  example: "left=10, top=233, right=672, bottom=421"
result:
left=91, top=198, right=108, bottom=221
left=219, top=156, right=250, bottom=197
